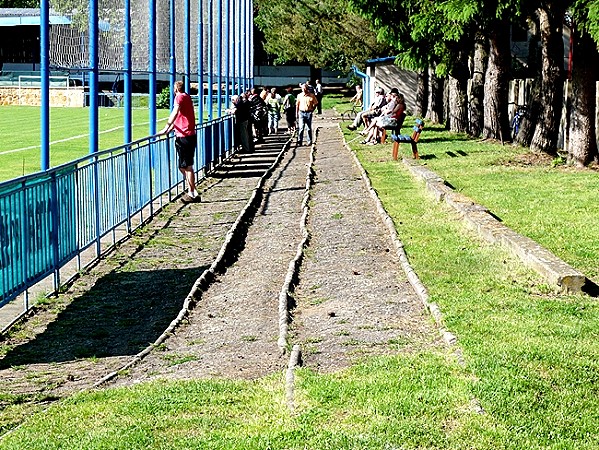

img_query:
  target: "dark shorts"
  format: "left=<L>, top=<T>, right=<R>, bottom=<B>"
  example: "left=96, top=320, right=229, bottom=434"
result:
left=175, top=134, right=197, bottom=168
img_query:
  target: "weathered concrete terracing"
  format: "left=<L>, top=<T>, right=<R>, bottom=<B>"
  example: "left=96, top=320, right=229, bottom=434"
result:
left=403, top=159, right=587, bottom=293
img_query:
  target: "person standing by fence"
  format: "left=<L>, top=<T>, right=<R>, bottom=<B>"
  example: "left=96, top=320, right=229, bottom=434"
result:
left=160, top=80, right=199, bottom=203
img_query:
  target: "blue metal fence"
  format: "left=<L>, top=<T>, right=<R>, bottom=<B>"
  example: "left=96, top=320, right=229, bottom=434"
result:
left=0, top=115, right=234, bottom=310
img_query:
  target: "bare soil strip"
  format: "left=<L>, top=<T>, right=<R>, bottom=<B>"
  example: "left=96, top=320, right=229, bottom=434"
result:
left=289, top=124, right=441, bottom=372
left=1, top=119, right=443, bottom=424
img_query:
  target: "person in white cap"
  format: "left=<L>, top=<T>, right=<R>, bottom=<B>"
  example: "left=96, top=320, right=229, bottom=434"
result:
left=347, top=86, right=387, bottom=131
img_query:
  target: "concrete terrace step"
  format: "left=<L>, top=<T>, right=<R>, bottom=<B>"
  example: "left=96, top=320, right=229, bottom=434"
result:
left=402, top=159, right=587, bottom=293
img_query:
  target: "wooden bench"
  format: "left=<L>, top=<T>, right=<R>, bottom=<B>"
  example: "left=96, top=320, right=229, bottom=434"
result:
left=380, top=112, right=406, bottom=144
left=391, top=119, right=424, bottom=160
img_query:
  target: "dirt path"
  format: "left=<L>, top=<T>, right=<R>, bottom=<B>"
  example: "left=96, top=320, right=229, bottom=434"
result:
left=0, top=115, right=442, bottom=423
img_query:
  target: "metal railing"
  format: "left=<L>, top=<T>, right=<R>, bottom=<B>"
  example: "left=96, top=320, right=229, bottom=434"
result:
left=0, top=115, right=234, bottom=324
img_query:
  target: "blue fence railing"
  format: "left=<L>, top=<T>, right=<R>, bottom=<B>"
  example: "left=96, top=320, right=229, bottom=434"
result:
left=0, top=115, right=234, bottom=311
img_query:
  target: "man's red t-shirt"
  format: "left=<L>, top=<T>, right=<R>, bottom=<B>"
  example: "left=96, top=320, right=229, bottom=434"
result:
left=173, top=92, right=196, bottom=137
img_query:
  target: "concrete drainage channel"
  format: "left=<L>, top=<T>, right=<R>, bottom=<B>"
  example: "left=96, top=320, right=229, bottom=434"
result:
left=94, top=139, right=294, bottom=388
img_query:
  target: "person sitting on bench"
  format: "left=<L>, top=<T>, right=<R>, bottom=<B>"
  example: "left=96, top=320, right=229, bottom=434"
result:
left=361, top=90, right=406, bottom=145
left=347, top=86, right=386, bottom=131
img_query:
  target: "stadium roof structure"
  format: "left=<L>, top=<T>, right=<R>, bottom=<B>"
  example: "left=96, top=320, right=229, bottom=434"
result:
left=0, top=8, right=70, bottom=26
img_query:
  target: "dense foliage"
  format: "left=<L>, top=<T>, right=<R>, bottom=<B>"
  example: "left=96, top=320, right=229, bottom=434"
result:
left=254, top=0, right=390, bottom=72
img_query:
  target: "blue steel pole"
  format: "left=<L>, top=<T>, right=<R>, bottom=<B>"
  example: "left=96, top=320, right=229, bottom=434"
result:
left=216, top=0, right=222, bottom=117
left=124, top=0, right=132, bottom=144
left=89, top=0, right=101, bottom=257
left=224, top=0, right=230, bottom=106
left=231, top=0, right=236, bottom=95
left=149, top=0, right=157, bottom=136
left=198, top=0, right=204, bottom=123
left=207, top=0, right=214, bottom=121
left=245, top=0, right=254, bottom=88
left=40, top=0, right=50, bottom=171
left=170, top=0, right=176, bottom=104
left=248, top=0, right=253, bottom=89
left=89, top=0, right=99, bottom=155
left=184, top=0, right=191, bottom=93
left=240, top=0, right=245, bottom=92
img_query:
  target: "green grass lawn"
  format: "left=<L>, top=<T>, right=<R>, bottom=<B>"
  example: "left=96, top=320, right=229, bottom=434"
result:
left=0, top=106, right=171, bottom=182
left=1, top=103, right=598, bottom=449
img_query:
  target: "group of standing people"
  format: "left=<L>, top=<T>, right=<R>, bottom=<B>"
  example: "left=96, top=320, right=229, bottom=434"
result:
left=157, top=79, right=324, bottom=204
left=227, top=79, right=322, bottom=151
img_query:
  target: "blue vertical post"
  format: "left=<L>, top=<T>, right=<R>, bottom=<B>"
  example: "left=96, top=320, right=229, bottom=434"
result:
left=243, top=0, right=249, bottom=91
left=248, top=0, right=253, bottom=88
left=124, top=0, right=132, bottom=144
left=89, top=0, right=101, bottom=257
left=207, top=0, right=213, bottom=121
left=216, top=0, right=222, bottom=117
left=40, top=0, right=50, bottom=171
left=89, top=0, right=99, bottom=154
left=149, top=0, right=157, bottom=136
left=240, top=0, right=245, bottom=92
left=184, top=0, right=191, bottom=93
left=198, top=0, right=204, bottom=123
left=170, top=0, right=176, bottom=105
left=230, top=0, right=236, bottom=95
left=224, top=0, right=230, bottom=106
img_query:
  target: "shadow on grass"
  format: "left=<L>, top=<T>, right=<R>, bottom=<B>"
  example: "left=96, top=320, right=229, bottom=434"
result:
left=582, top=278, right=599, bottom=298
left=0, top=266, right=206, bottom=368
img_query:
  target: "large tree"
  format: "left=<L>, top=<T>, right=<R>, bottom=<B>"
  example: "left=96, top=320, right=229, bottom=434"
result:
left=0, top=0, right=38, bottom=6
left=253, top=0, right=389, bottom=72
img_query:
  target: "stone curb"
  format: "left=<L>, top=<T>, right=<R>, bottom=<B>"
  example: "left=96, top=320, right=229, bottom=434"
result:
left=402, top=158, right=586, bottom=293
left=277, top=139, right=316, bottom=353
left=93, top=140, right=293, bottom=388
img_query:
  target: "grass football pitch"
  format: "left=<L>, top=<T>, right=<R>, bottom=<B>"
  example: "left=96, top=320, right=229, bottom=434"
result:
left=0, top=105, right=170, bottom=183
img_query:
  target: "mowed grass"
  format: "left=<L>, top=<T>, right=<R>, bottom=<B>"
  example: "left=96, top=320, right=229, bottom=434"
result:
left=0, top=105, right=171, bottom=182
left=1, top=102, right=599, bottom=448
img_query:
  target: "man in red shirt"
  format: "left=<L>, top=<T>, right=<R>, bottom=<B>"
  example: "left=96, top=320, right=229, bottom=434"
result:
left=160, top=80, right=199, bottom=203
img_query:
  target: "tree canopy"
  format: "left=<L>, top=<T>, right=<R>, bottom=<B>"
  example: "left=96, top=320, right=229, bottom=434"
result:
left=254, top=0, right=390, bottom=72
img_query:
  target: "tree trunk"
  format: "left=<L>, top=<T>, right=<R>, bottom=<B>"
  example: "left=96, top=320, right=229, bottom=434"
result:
left=483, top=22, right=511, bottom=142
left=515, top=77, right=540, bottom=147
left=447, top=76, right=469, bottom=133
left=529, top=6, right=564, bottom=156
left=447, top=48, right=469, bottom=133
left=425, top=66, right=443, bottom=124
left=414, top=71, right=428, bottom=118
left=470, top=31, right=487, bottom=137
left=568, top=29, right=598, bottom=166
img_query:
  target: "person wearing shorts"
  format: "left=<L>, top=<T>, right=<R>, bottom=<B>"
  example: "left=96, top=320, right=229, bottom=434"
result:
left=160, top=80, right=199, bottom=203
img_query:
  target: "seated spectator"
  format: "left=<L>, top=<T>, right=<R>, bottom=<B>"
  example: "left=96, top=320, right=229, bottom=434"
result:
left=347, top=86, right=386, bottom=131
left=361, top=89, right=406, bottom=145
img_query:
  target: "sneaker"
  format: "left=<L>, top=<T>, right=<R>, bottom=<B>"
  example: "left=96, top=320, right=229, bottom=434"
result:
left=181, top=193, right=200, bottom=204
left=347, top=125, right=356, bottom=131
